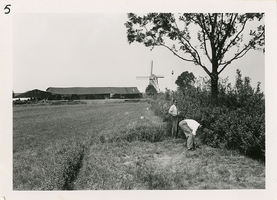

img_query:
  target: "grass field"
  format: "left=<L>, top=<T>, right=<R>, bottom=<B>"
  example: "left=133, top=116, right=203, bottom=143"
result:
left=13, top=100, right=265, bottom=190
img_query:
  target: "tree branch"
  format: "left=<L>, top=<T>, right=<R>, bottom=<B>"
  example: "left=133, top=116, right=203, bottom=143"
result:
left=219, top=28, right=264, bottom=74
left=171, top=18, right=204, bottom=67
left=140, top=15, right=205, bottom=71
left=218, top=44, right=252, bottom=74
left=216, top=13, right=238, bottom=58
left=199, top=14, right=212, bottom=41
left=159, top=43, right=211, bottom=76
left=202, top=29, right=212, bottom=62
left=220, top=18, right=248, bottom=58
left=215, top=13, right=224, bottom=46
left=159, top=44, right=195, bottom=62
left=178, top=34, right=203, bottom=65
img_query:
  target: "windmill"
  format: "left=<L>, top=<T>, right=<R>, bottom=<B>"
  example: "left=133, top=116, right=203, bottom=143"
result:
left=136, top=61, right=164, bottom=92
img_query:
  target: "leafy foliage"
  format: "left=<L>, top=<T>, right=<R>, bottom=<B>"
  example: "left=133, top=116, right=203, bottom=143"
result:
left=175, top=71, right=196, bottom=95
left=125, top=13, right=264, bottom=102
left=150, top=70, right=265, bottom=161
left=145, top=84, right=158, bottom=96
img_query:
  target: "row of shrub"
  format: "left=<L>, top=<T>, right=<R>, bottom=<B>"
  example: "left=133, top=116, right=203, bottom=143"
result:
left=98, top=122, right=170, bottom=144
left=149, top=70, right=265, bottom=161
left=117, top=124, right=169, bottom=143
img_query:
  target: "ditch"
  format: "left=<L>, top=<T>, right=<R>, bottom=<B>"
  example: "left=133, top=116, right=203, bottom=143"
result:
left=61, top=145, right=86, bottom=190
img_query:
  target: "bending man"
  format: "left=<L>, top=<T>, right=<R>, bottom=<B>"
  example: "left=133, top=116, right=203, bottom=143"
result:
left=179, top=119, right=201, bottom=151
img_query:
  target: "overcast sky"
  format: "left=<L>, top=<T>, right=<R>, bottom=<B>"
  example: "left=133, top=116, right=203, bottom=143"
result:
left=13, top=13, right=265, bottom=93
left=3, top=2, right=277, bottom=200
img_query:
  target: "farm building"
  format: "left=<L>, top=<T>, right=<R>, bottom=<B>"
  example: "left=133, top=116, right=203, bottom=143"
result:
left=13, top=89, right=52, bottom=101
left=46, top=87, right=142, bottom=100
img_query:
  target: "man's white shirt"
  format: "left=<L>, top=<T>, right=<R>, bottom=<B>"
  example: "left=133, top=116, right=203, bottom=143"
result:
left=184, top=119, right=200, bottom=135
left=169, top=105, right=178, bottom=116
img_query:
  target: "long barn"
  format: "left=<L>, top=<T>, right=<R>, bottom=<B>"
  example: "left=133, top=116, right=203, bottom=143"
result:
left=46, top=87, right=142, bottom=100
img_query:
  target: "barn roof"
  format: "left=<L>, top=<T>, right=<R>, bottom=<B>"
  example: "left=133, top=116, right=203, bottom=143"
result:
left=14, top=93, right=22, bottom=97
left=14, top=89, right=51, bottom=98
left=46, top=87, right=141, bottom=95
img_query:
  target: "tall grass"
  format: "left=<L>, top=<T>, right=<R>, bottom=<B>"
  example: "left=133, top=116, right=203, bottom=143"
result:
left=13, top=100, right=265, bottom=190
left=13, top=137, right=88, bottom=190
left=13, top=102, right=151, bottom=190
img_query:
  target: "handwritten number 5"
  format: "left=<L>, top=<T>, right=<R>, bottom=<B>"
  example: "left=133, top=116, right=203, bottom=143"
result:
left=4, top=4, right=11, bottom=14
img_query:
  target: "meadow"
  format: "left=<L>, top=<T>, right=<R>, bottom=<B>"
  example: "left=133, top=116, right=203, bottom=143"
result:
left=13, top=100, right=265, bottom=190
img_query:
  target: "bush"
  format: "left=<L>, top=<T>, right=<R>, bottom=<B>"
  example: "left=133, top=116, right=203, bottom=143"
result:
left=116, top=123, right=168, bottom=143
left=149, top=70, right=265, bottom=161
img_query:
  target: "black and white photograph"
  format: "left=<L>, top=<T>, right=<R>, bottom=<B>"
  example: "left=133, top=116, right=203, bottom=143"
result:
left=0, top=1, right=277, bottom=200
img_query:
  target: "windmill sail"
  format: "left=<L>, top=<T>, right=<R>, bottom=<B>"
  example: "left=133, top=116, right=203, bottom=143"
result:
left=136, top=61, right=164, bottom=92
